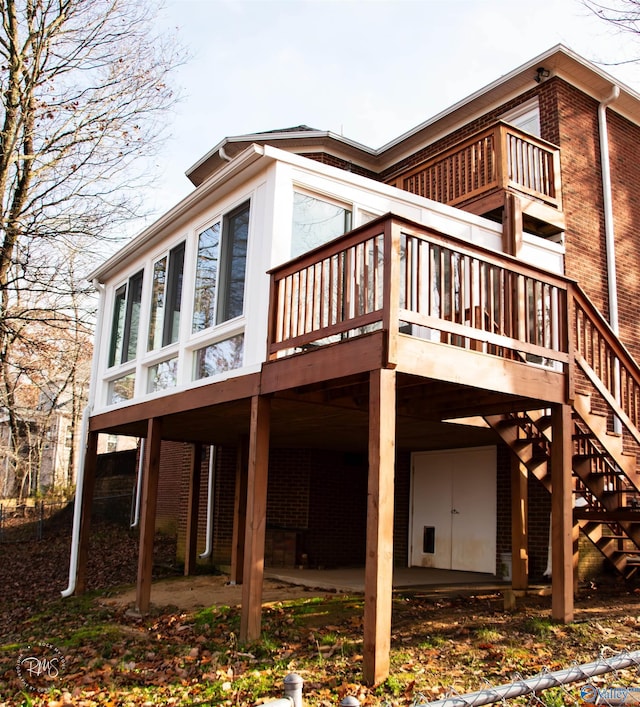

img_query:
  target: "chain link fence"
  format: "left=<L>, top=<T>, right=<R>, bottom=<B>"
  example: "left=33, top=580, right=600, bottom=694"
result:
left=260, top=650, right=640, bottom=707
left=410, top=649, right=640, bottom=707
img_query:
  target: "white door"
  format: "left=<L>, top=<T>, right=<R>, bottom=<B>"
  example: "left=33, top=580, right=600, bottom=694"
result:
left=410, top=447, right=496, bottom=574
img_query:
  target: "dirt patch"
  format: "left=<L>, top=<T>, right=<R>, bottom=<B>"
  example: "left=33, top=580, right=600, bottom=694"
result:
left=101, top=573, right=334, bottom=611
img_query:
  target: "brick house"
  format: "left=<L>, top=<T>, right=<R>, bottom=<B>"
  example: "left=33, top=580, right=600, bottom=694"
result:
left=69, top=44, right=640, bottom=683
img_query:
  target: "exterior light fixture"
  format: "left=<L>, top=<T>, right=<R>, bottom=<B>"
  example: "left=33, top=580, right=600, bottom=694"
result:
left=535, top=67, right=551, bottom=83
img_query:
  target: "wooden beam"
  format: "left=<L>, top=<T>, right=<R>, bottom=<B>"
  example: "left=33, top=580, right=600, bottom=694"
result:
left=231, top=438, right=249, bottom=584
left=550, top=404, right=574, bottom=622
left=184, top=442, right=203, bottom=577
left=363, top=368, right=396, bottom=686
left=136, top=417, right=162, bottom=614
left=240, top=396, right=271, bottom=643
left=89, top=373, right=260, bottom=434
left=261, top=332, right=385, bottom=394
left=75, top=430, right=99, bottom=595
left=511, top=456, right=528, bottom=590
left=396, top=336, right=566, bottom=404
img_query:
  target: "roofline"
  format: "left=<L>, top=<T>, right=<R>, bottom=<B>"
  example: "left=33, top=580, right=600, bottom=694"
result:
left=378, top=44, right=640, bottom=155
left=185, top=45, right=640, bottom=185
left=186, top=128, right=376, bottom=180
left=89, top=144, right=268, bottom=282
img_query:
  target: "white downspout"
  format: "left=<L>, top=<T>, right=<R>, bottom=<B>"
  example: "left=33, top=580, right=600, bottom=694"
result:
left=599, top=85, right=622, bottom=433
left=62, top=280, right=106, bottom=597
left=199, top=445, right=217, bottom=558
left=61, top=404, right=90, bottom=597
left=130, top=438, right=145, bottom=528
left=599, top=84, right=621, bottom=334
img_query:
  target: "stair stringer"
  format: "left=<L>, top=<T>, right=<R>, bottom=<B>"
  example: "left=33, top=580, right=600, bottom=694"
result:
left=484, top=406, right=640, bottom=580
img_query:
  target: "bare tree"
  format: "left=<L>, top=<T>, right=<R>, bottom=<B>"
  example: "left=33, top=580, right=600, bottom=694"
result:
left=584, top=1, right=640, bottom=60
left=0, top=0, right=184, bottom=496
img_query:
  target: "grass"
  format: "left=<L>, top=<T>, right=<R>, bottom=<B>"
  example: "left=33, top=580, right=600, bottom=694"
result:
left=3, top=576, right=640, bottom=705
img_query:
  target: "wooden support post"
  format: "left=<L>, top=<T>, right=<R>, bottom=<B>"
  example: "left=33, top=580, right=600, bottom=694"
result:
left=363, top=368, right=396, bottom=686
left=184, top=442, right=203, bottom=577
left=511, top=456, right=528, bottom=590
left=240, top=396, right=270, bottom=643
left=503, top=193, right=523, bottom=257
left=231, top=438, right=249, bottom=585
left=551, top=404, right=574, bottom=622
left=75, top=431, right=99, bottom=595
left=136, top=417, right=162, bottom=614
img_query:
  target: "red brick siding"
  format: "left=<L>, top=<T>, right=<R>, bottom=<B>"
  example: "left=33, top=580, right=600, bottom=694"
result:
left=394, top=451, right=411, bottom=566
left=212, top=446, right=236, bottom=566
left=555, top=82, right=609, bottom=317
left=528, top=474, right=552, bottom=579
left=606, top=109, right=640, bottom=361
left=496, top=444, right=511, bottom=570
left=299, top=152, right=378, bottom=181
left=156, top=440, right=187, bottom=537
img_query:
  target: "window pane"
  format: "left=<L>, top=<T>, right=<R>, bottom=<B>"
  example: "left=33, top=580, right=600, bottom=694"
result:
left=147, top=357, right=178, bottom=393
left=163, top=242, right=185, bottom=346
left=291, top=193, right=352, bottom=257
left=108, top=373, right=135, bottom=404
left=123, top=271, right=143, bottom=362
left=148, top=256, right=167, bottom=350
left=194, top=334, right=244, bottom=380
left=192, top=222, right=220, bottom=332
left=108, top=284, right=127, bottom=367
left=218, top=202, right=249, bottom=323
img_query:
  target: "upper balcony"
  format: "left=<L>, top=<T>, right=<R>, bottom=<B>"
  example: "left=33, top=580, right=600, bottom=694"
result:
left=388, top=122, right=565, bottom=238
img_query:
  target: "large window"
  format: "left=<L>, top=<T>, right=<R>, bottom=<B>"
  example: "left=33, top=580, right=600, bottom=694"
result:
left=148, top=242, right=185, bottom=350
left=291, top=192, right=352, bottom=257
left=108, top=270, right=143, bottom=367
left=194, top=334, right=244, bottom=380
left=192, top=201, right=250, bottom=333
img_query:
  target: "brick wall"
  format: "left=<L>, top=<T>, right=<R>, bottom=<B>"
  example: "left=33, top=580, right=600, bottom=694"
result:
left=496, top=444, right=511, bottom=572
left=212, top=446, right=237, bottom=566
left=554, top=82, right=609, bottom=317
left=156, top=440, right=578, bottom=581
left=300, top=152, right=378, bottom=181
left=156, top=440, right=187, bottom=537
left=606, top=109, right=640, bottom=361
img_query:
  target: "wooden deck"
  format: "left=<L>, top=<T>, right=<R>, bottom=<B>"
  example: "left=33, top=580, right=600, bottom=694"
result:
left=85, top=214, right=640, bottom=686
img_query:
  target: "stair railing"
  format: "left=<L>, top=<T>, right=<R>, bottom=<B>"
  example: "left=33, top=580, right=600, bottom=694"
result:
left=570, top=283, right=640, bottom=446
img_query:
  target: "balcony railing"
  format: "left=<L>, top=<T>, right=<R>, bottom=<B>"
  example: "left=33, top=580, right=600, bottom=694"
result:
left=268, top=215, right=570, bottom=368
left=397, top=122, right=562, bottom=212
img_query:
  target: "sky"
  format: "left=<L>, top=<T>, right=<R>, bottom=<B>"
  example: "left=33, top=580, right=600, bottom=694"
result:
left=143, top=0, right=640, bottom=222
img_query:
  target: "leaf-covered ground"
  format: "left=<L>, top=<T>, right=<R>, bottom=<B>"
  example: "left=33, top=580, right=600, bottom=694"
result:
left=1, top=512, right=640, bottom=706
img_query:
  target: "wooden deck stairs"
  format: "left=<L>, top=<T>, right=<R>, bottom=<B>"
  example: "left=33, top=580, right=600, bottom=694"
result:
left=485, top=390, right=640, bottom=579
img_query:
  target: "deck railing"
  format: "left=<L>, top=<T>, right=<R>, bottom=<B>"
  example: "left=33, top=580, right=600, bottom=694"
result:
left=268, top=215, right=570, bottom=367
left=398, top=122, right=562, bottom=211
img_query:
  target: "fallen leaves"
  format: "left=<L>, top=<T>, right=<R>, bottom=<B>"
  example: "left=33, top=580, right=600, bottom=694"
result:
left=2, top=517, right=640, bottom=706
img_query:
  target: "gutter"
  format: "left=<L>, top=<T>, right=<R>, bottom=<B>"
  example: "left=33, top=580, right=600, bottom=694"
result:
left=61, top=280, right=106, bottom=597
